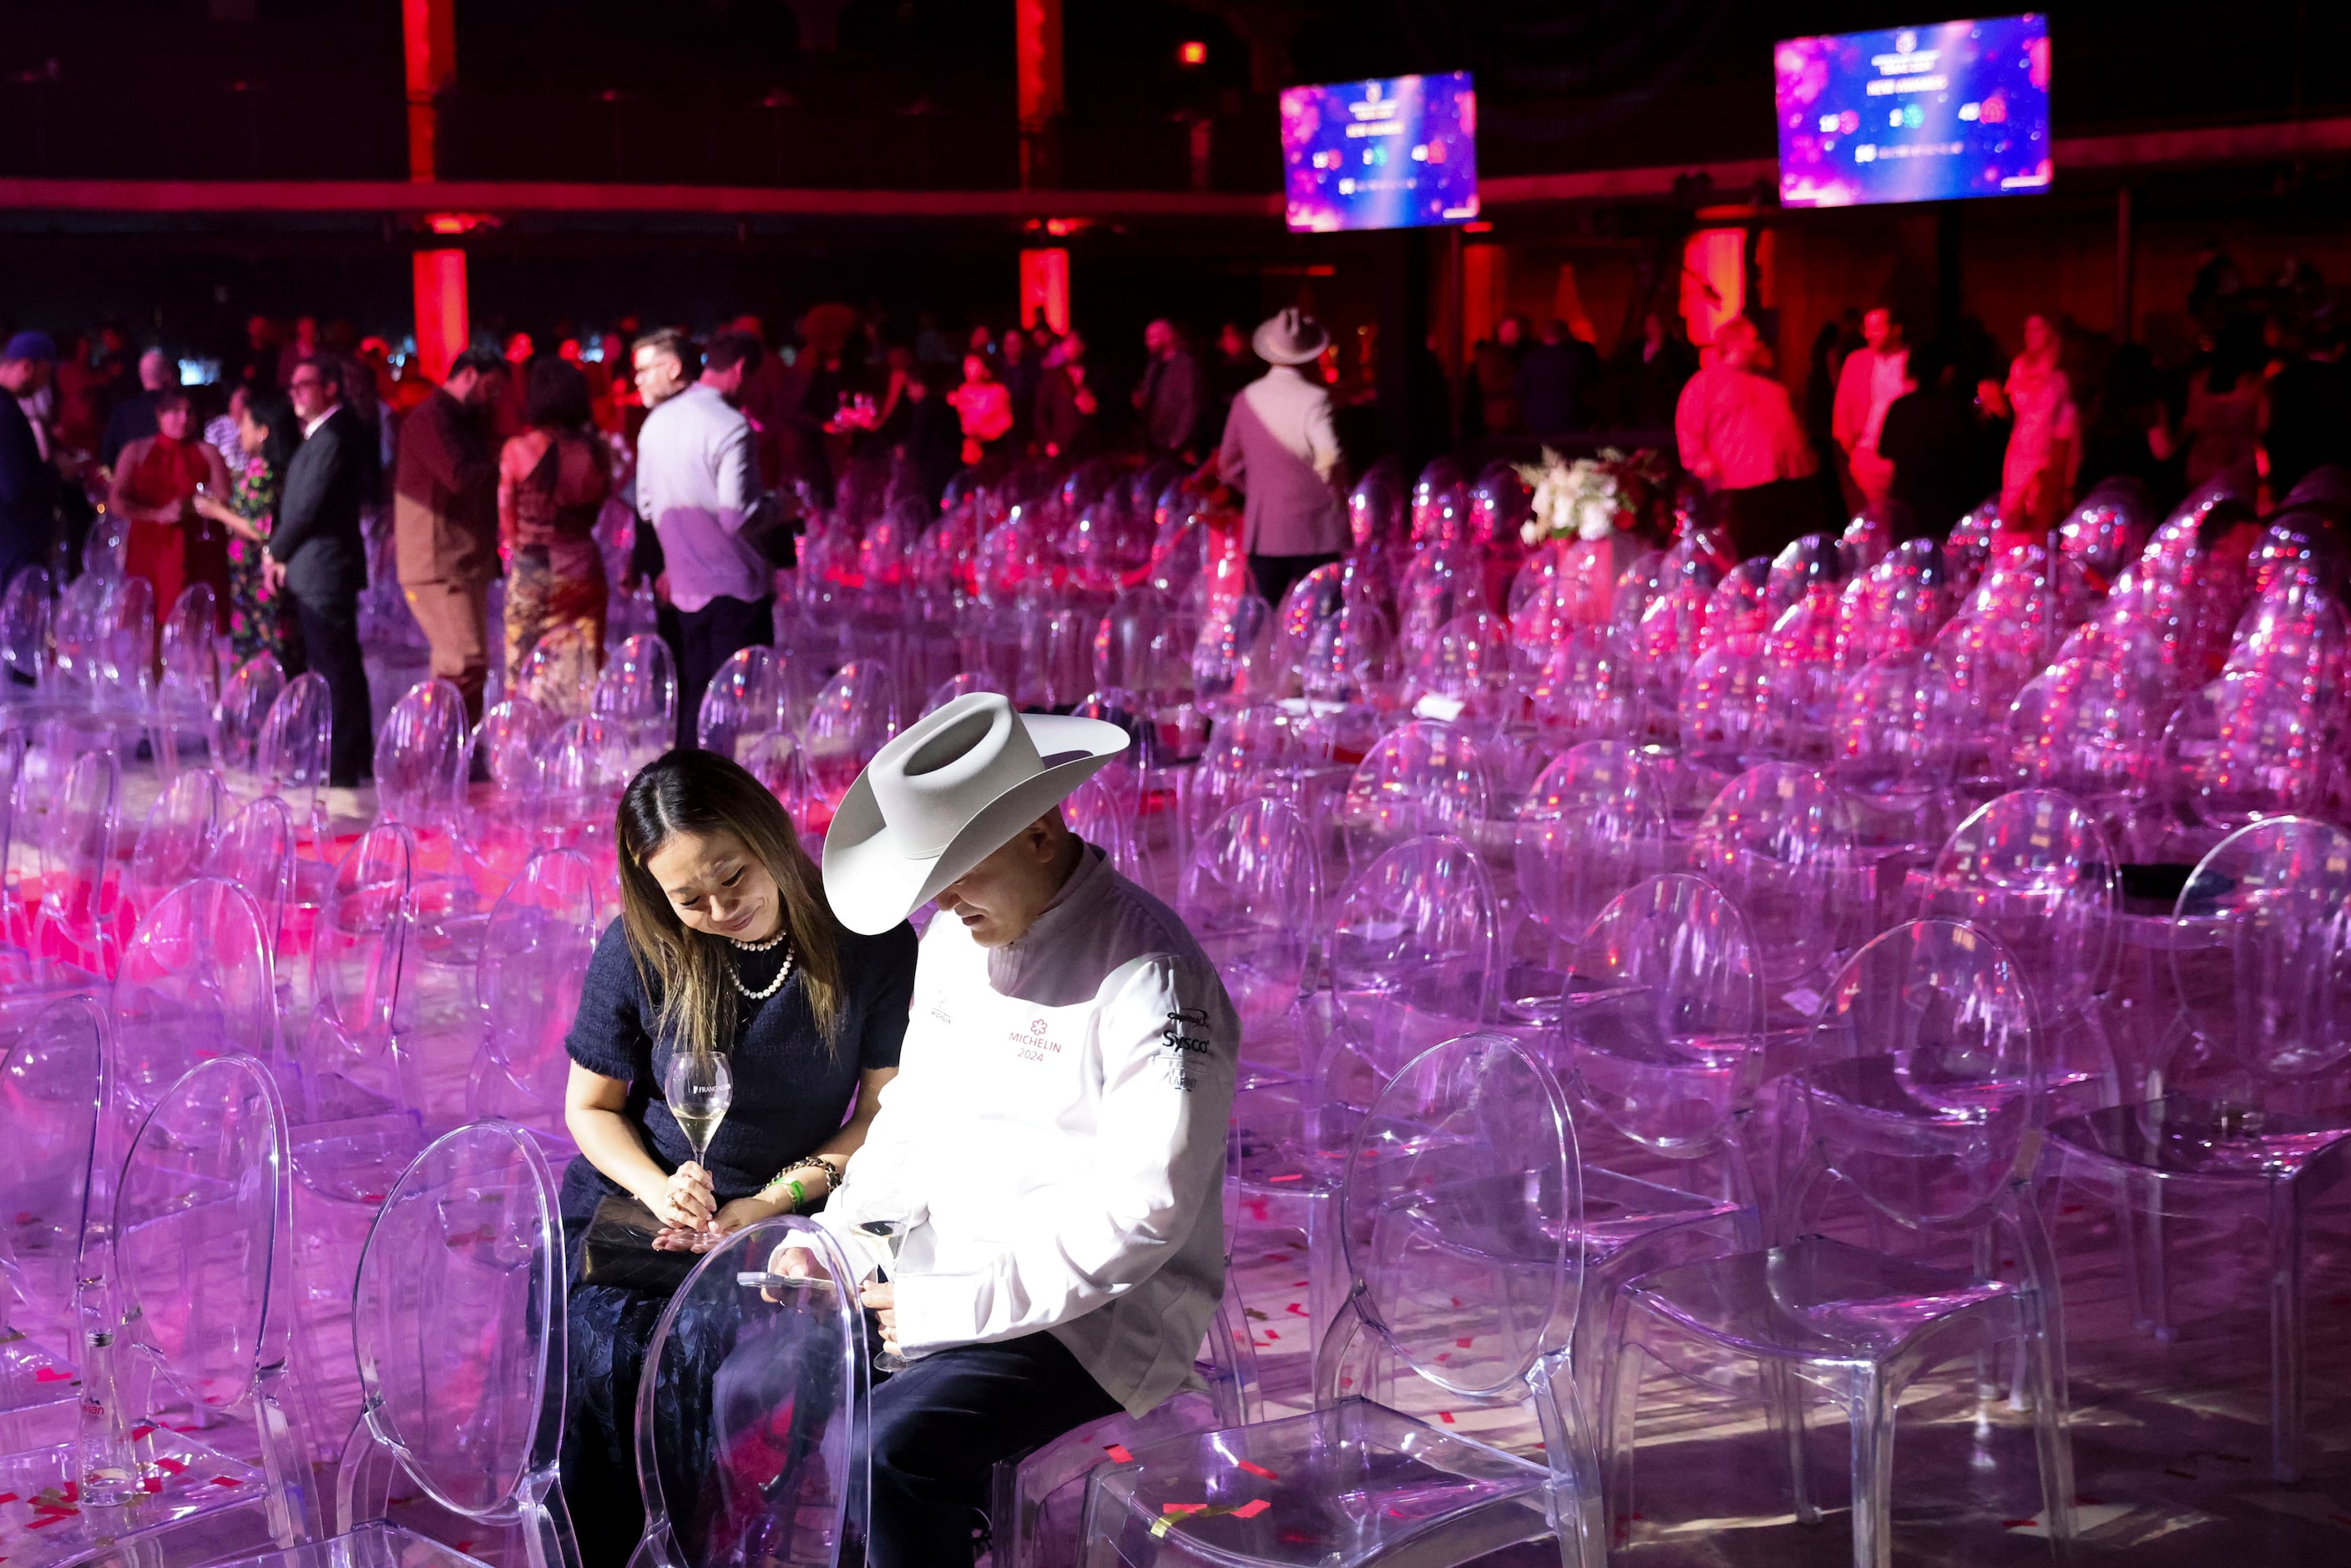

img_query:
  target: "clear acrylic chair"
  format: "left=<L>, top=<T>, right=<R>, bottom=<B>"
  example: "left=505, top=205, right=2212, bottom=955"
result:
left=43, top=1054, right=320, bottom=1560
left=259, top=670, right=336, bottom=908
left=0, top=565, right=53, bottom=697
left=375, top=677, right=471, bottom=837
left=0, top=995, right=104, bottom=1448
left=1676, top=630, right=1773, bottom=794
left=293, top=822, right=422, bottom=1142
left=1605, top=918, right=2075, bottom=1568
left=458, top=695, right=554, bottom=897
left=592, top=632, right=679, bottom=768
left=1514, top=741, right=1672, bottom=1017
left=1828, top=646, right=1968, bottom=882
left=154, top=581, right=223, bottom=776
left=1087, top=1032, right=1604, bottom=1568
left=465, top=848, right=602, bottom=1160
left=0, top=746, right=124, bottom=997
left=1686, top=762, right=1868, bottom=1016
left=990, top=1272, right=1261, bottom=1568
left=695, top=644, right=786, bottom=761
left=1406, top=609, right=1516, bottom=736
left=1529, top=630, right=1644, bottom=750
left=520, top=622, right=603, bottom=721
left=629, top=1216, right=870, bottom=1568
left=110, top=877, right=281, bottom=1128
left=235, top=1120, right=579, bottom=1568
left=1333, top=720, right=1496, bottom=879
left=1183, top=705, right=1303, bottom=848
left=209, top=792, right=298, bottom=972
left=2043, top=815, right=2351, bottom=1481
left=123, top=763, right=225, bottom=929
left=803, top=659, right=901, bottom=823
left=1919, top=789, right=2121, bottom=1105
left=1181, top=797, right=1323, bottom=1085
left=1327, top=833, right=1503, bottom=1062
left=1562, top=873, right=1772, bottom=1215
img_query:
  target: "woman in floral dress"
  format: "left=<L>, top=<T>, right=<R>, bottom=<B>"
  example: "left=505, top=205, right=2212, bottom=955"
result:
left=193, top=389, right=303, bottom=666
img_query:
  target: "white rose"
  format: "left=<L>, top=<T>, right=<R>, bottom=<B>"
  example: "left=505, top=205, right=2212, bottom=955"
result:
left=1575, top=496, right=1616, bottom=542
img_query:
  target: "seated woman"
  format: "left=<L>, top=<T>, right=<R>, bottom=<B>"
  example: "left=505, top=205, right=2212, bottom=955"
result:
left=561, top=749, right=918, bottom=1568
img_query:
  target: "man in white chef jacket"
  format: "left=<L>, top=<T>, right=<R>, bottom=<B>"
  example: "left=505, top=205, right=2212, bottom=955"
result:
left=800, top=690, right=1239, bottom=1567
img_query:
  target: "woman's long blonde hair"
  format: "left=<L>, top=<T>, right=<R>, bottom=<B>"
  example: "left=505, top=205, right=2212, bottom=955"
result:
left=616, top=750, right=843, bottom=1058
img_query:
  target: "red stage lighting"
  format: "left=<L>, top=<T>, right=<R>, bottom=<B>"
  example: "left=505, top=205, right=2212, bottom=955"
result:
left=1178, top=40, right=1207, bottom=67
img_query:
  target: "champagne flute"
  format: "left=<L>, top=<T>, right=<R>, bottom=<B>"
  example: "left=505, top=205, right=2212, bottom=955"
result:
left=859, top=1218, right=911, bottom=1372
left=662, top=1051, right=733, bottom=1231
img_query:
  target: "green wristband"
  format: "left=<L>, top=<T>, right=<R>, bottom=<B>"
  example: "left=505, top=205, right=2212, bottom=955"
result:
left=786, top=1178, right=806, bottom=1211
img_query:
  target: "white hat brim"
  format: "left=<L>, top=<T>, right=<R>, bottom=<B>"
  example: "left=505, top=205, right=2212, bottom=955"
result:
left=1252, top=319, right=1330, bottom=366
left=822, top=712, right=1130, bottom=935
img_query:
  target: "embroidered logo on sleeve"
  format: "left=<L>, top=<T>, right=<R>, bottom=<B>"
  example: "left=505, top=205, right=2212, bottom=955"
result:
left=1159, top=1009, right=1214, bottom=1091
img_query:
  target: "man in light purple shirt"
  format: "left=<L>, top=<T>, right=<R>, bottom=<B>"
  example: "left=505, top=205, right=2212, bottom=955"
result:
left=633, top=327, right=779, bottom=749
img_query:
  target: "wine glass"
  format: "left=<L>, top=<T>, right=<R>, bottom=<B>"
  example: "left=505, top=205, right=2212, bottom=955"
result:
left=662, top=1050, right=733, bottom=1217
left=859, top=1218, right=911, bottom=1373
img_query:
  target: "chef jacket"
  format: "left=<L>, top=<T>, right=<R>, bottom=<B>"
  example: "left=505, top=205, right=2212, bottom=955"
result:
left=815, top=844, right=1240, bottom=1417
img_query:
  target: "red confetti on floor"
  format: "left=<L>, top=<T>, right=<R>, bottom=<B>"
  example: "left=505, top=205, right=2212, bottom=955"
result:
left=1105, top=1444, right=1134, bottom=1464
left=1236, top=1460, right=1278, bottom=1479
left=1234, top=1499, right=1271, bottom=1518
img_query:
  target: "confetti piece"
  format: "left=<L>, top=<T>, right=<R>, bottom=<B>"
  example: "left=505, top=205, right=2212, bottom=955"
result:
left=213, top=1477, right=245, bottom=1489
left=0, top=1494, right=14, bottom=1505
left=129, top=1426, right=155, bottom=1441
left=1234, top=1500, right=1270, bottom=1518
left=1454, top=1337, right=1473, bottom=1348
left=2002, top=1518, right=2037, bottom=1529
left=1268, top=1173, right=1302, bottom=1183
left=1105, top=1444, right=1134, bottom=1464
left=1236, top=1460, right=1278, bottom=1479
left=1286, top=1303, right=1309, bottom=1318
left=154, top=1459, right=187, bottom=1476
left=27, top=1514, right=74, bottom=1529
left=32, top=1370, right=68, bottom=1383
left=1265, top=1330, right=1280, bottom=1342
left=1437, top=1412, right=1454, bottom=1424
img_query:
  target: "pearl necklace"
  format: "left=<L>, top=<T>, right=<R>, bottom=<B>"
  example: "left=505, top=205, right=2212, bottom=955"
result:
left=730, top=921, right=790, bottom=953
left=731, top=937, right=796, bottom=1001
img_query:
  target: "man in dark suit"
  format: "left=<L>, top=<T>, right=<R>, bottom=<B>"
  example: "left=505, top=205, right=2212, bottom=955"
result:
left=269, top=356, right=373, bottom=787
left=0, top=332, right=62, bottom=590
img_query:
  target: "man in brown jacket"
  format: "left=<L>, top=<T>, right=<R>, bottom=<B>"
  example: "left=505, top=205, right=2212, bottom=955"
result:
left=394, top=346, right=510, bottom=724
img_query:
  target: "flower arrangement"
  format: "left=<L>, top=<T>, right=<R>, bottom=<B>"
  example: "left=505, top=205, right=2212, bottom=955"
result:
left=1514, top=446, right=1673, bottom=546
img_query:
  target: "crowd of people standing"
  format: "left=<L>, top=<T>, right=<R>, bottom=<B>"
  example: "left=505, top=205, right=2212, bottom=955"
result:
left=5, top=258, right=2351, bottom=787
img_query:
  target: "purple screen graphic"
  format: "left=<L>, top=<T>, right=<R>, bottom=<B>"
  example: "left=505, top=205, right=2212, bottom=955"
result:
left=1279, top=71, right=1479, bottom=234
left=1777, top=14, right=2050, bottom=208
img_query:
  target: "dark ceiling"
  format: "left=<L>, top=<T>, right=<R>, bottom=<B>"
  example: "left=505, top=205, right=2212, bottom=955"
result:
left=0, top=2, right=2344, bottom=188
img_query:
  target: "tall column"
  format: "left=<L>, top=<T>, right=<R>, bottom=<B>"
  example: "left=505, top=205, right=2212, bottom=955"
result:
left=402, top=0, right=456, bottom=180
left=2115, top=185, right=2136, bottom=343
left=405, top=0, right=468, bottom=381
left=1015, top=0, right=1064, bottom=190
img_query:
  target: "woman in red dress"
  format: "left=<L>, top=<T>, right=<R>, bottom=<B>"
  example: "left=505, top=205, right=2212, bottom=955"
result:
left=109, top=387, right=231, bottom=624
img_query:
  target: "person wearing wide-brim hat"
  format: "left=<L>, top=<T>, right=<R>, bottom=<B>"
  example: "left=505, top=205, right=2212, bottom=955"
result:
left=1218, top=306, right=1349, bottom=613
left=791, top=690, right=1240, bottom=1568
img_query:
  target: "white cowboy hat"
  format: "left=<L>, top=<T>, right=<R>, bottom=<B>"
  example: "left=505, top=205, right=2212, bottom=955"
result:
left=822, top=691, right=1130, bottom=935
left=1251, top=307, right=1331, bottom=367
